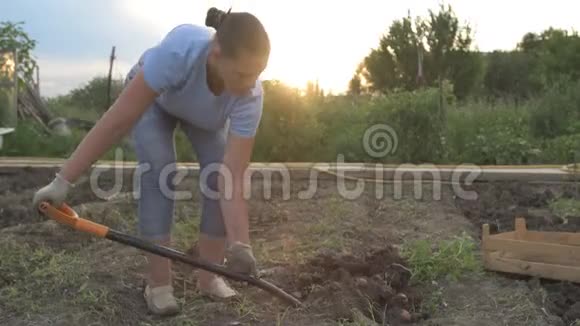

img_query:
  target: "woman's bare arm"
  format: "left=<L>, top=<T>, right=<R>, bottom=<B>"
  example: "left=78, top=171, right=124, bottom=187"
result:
left=58, top=70, right=158, bottom=183
left=218, top=133, right=255, bottom=244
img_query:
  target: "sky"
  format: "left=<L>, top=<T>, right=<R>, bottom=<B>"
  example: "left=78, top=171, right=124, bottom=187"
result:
left=3, top=0, right=580, bottom=97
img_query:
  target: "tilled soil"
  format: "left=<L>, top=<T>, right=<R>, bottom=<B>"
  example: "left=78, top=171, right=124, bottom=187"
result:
left=455, top=181, right=580, bottom=233
left=266, top=247, right=426, bottom=325
left=0, top=168, right=427, bottom=325
left=0, top=167, right=572, bottom=325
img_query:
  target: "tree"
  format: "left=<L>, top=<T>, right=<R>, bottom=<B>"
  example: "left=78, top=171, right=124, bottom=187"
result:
left=0, top=21, right=37, bottom=82
left=519, top=28, right=580, bottom=85
left=354, top=13, right=420, bottom=94
left=67, top=76, right=124, bottom=112
left=348, top=75, right=362, bottom=96
left=305, top=79, right=323, bottom=98
left=484, top=27, right=580, bottom=99
left=447, top=50, right=484, bottom=99
left=0, top=21, right=38, bottom=128
left=351, top=4, right=482, bottom=99
left=305, top=79, right=324, bottom=105
left=483, top=50, right=540, bottom=99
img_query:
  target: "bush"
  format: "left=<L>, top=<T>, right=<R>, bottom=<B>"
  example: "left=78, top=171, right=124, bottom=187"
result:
left=0, top=87, right=16, bottom=128
left=315, top=95, right=368, bottom=162
left=529, top=79, right=580, bottom=139
left=67, top=76, right=124, bottom=113
left=253, top=80, right=324, bottom=162
left=0, top=88, right=10, bottom=127
left=446, top=98, right=540, bottom=164
left=308, top=89, right=449, bottom=164
left=46, top=99, right=101, bottom=122
left=538, top=133, right=580, bottom=164
left=0, top=122, right=84, bottom=157
left=366, top=87, right=448, bottom=163
left=482, top=50, right=541, bottom=99
left=0, top=121, right=136, bottom=161
left=401, top=232, right=482, bottom=285
left=9, top=75, right=580, bottom=166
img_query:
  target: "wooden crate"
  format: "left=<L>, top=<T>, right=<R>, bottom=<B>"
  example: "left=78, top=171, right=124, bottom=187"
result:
left=482, top=218, right=580, bottom=283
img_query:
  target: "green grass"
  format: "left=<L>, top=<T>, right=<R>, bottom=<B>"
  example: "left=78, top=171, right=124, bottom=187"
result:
left=549, top=197, right=580, bottom=219
left=0, top=239, right=112, bottom=315
left=231, top=294, right=259, bottom=321
left=0, top=236, right=126, bottom=325
left=400, top=232, right=482, bottom=285
left=400, top=232, right=483, bottom=317
left=173, top=211, right=201, bottom=252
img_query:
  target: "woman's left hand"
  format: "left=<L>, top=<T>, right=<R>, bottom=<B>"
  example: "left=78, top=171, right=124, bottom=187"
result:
left=225, top=241, right=258, bottom=276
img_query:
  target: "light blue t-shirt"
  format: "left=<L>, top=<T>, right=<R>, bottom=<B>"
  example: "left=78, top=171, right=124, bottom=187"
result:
left=130, top=24, right=263, bottom=138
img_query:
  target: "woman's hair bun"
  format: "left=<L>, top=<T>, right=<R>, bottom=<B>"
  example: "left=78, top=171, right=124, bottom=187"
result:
left=205, top=7, right=231, bottom=30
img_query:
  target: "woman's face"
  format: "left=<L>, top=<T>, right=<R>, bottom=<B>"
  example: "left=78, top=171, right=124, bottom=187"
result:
left=212, top=44, right=268, bottom=96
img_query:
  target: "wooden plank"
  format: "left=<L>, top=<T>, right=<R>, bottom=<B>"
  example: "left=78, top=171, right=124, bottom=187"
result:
left=482, top=224, right=491, bottom=266
left=490, top=231, right=516, bottom=240
left=515, top=217, right=527, bottom=240
left=524, top=231, right=580, bottom=246
left=482, top=224, right=490, bottom=239
left=485, top=252, right=580, bottom=283
left=483, top=237, right=580, bottom=267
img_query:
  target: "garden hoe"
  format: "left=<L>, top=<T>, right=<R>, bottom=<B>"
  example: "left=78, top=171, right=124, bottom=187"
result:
left=37, top=201, right=302, bottom=308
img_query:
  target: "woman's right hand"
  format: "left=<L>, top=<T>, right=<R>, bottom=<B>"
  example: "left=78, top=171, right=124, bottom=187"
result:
left=32, top=173, right=73, bottom=210
left=32, top=69, right=156, bottom=215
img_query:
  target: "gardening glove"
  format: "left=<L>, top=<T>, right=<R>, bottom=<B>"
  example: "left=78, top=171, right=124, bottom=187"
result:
left=225, top=241, right=258, bottom=277
left=32, top=173, right=73, bottom=211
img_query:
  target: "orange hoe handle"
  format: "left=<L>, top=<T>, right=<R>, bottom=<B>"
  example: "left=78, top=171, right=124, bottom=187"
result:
left=38, top=201, right=110, bottom=238
left=37, top=201, right=303, bottom=308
